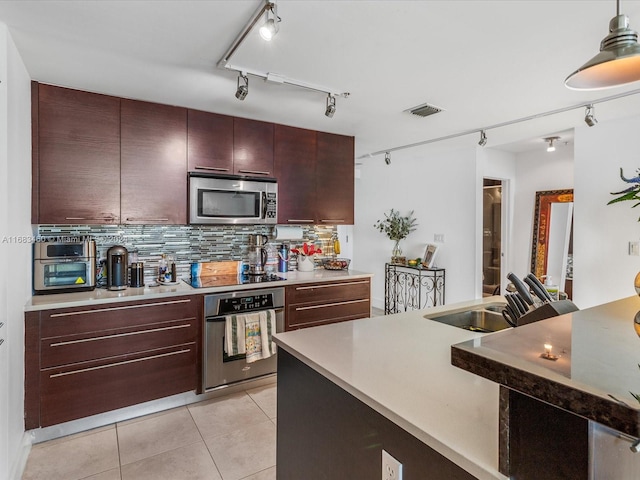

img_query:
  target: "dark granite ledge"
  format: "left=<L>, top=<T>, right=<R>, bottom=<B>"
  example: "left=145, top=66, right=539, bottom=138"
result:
left=451, top=344, right=640, bottom=437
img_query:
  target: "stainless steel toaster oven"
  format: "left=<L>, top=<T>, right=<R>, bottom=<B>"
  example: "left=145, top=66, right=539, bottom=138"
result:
left=33, top=239, right=97, bottom=294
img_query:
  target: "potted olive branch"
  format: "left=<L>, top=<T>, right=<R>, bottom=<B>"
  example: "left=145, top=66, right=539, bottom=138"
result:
left=374, top=209, right=417, bottom=262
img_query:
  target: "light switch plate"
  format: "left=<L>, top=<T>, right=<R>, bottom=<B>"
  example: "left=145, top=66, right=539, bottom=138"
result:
left=629, top=241, right=640, bottom=256
left=434, top=233, right=445, bottom=243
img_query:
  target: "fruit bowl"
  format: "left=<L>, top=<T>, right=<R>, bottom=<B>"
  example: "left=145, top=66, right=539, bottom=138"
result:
left=322, top=258, right=351, bottom=270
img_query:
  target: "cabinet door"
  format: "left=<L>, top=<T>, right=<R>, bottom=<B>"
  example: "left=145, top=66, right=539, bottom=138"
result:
left=37, top=84, right=120, bottom=224
left=275, top=125, right=317, bottom=224
left=233, top=117, right=274, bottom=177
left=187, top=109, right=234, bottom=174
left=316, top=132, right=354, bottom=225
left=121, top=100, right=188, bottom=224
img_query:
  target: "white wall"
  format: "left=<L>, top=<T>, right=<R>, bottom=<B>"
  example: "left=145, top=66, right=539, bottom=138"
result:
left=0, top=23, right=32, bottom=480
left=353, top=146, right=478, bottom=309
left=512, top=143, right=574, bottom=279
left=574, top=117, right=640, bottom=308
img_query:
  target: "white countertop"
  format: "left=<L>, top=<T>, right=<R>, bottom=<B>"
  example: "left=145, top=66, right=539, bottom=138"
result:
left=25, top=269, right=373, bottom=311
left=274, top=297, right=508, bottom=480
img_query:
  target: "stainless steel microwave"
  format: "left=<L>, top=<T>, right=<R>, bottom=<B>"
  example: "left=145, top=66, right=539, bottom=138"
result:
left=189, top=174, right=277, bottom=225
left=33, top=239, right=97, bottom=294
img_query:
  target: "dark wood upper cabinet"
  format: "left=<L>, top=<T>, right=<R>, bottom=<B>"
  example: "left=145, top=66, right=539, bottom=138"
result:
left=187, top=109, right=234, bottom=174
left=233, top=117, right=274, bottom=177
left=275, top=125, right=317, bottom=224
left=121, top=99, right=187, bottom=224
left=35, top=84, right=121, bottom=224
left=316, top=132, right=354, bottom=224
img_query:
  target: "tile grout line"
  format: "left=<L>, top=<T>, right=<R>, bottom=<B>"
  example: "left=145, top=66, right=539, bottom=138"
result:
left=186, top=402, right=226, bottom=480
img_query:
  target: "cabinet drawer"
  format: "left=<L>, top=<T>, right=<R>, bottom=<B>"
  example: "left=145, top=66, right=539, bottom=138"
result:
left=41, top=318, right=197, bottom=368
left=41, top=296, right=196, bottom=338
left=286, top=279, right=370, bottom=305
left=40, top=343, right=197, bottom=427
left=286, top=298, right=370, bottom=330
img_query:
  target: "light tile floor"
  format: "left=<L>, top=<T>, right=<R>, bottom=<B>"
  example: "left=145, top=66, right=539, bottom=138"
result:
left=22, top=385, right=277, bottom=480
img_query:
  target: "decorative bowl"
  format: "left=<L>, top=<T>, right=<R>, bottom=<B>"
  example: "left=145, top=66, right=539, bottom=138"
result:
left=322, top=258, right=351, bottom=270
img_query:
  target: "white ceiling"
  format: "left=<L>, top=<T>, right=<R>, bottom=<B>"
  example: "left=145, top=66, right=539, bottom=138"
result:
left=2, top=0, right=640, bottom=160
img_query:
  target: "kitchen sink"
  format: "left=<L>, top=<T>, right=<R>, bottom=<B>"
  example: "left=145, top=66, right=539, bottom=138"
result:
left=424, top=306, right=511, bottom=333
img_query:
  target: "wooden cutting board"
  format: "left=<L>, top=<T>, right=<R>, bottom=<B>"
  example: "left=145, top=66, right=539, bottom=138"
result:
left=191, top=261, right=241, bottom=277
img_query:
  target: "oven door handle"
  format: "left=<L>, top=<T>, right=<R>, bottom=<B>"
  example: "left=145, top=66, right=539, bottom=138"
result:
left=206, top=307, right=284, bottom=322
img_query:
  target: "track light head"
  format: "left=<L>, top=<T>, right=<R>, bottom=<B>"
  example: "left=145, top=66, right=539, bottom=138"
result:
left=259, top=2, right=280, bottom=41
left=584, top=104, right=598, bottom=126
left=545, top=136, right=560, bottom=152
left=478, top=130, right=488, bottom=146
left=384, top=152, right=391, bottom=165
left=235, top=73, right=249, bottom=100
left=325, top=94, right=336, bottom=118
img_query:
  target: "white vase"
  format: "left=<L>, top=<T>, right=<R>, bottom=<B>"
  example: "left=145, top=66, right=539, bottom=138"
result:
left=297, top=255, right=315, bottom=272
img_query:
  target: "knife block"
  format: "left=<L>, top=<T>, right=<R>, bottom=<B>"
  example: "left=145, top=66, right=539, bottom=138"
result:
left=516, top=300, right=579, bottom=326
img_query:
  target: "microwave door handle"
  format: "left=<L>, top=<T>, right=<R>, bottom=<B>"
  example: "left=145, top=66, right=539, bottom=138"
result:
left=261, top=191, right=268, bottom=219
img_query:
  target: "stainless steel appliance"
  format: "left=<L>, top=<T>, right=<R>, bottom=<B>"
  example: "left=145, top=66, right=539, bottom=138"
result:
left=33, top=239, right=96, bottom=294
left=107, top=245, right=128, bottom=291
left=187, top=273, right=284, bottom=289
left=247, top=234, right=269, bottom=275
left=189, top=174, right=277, bottom=225
left=204, top=287, right=284, bottom=391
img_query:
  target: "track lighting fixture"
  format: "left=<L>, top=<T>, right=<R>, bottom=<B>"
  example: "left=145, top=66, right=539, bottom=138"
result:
left=325, top=94, right=336, bottom=118
left=478, top=130, right=487, bottom=146
left=584, top=104, right=598, bottom=126
left=235, top=73, right=249, bottom=100
left=545, top=136, right=560, bottom=152
left=259, top=1, right=280, bottom=41
left=384, top=152, right=391, bottom=165
left=566, top=0, right=640, bottom=90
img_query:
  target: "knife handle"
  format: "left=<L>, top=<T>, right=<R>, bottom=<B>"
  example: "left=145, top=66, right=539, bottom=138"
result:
left=525, top=274, right=553, bottom=302
left=507, top=272, right=535, bottom=306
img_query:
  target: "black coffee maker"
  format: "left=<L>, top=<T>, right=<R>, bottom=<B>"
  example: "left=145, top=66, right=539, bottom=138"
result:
left=107, top=245, right=128, bottom=291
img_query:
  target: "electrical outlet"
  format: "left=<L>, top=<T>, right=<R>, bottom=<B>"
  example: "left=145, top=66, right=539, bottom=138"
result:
left=382, top=449, right=403, bottom=480
left=434, top=233, right=445, bottom=243
left=630, top=241, right=640, bottom=256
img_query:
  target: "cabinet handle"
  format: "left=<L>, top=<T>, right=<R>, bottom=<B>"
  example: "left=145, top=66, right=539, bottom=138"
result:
left=65, top=217, right=117, bottom=222
left=238, top=169, right=271, bottom=176
left=287, top=219, right=314, bottom=224
left=320, top=219, right=345, bottom=223
left=295, top=299, right=369, bottom=311
left=49, top=347, right=192, bottom=378
left=49, top=323, right=193, bottom=347
left=295, top=280, right=369, bottom=291
left=49, top=298, right=191, bottom=317
left=125, top=218, right=169, bottom=222
left=195, top=166, right=230, bottom=172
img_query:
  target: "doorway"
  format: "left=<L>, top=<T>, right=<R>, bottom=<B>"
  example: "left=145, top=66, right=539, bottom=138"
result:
left=482, top=179, right=502, bottom=296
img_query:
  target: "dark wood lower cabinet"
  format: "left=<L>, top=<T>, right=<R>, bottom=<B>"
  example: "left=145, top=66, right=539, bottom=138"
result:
left=277, top=350, right=476, bottom=480
left=25, top=295, right=202, bottom=428
left=285, top=278, right=371, bottom=330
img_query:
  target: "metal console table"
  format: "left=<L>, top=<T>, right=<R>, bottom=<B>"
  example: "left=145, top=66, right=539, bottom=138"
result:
left=384, top=263, right=445, bottom=314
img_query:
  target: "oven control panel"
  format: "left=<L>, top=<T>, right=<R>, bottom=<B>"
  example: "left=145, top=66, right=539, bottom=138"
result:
left=218, top=294, right=274, bottom=315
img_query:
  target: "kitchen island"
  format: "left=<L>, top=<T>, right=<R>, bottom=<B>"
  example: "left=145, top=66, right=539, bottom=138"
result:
left=273, top=297, right=508, bottom=480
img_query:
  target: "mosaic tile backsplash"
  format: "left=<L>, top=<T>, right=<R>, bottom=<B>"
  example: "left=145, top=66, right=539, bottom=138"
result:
left=36, top=224, right=337, bottom=284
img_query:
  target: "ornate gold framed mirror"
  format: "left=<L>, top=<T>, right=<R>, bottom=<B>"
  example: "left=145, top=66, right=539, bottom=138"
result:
left=531, top=189, right=574, bottom=279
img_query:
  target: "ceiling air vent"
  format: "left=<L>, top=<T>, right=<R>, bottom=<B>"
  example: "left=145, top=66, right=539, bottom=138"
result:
left=405, top=103, right=443, bottom=118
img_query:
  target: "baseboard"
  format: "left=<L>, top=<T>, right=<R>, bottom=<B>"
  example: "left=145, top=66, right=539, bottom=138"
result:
left=8, top=431, right=32, bottom=480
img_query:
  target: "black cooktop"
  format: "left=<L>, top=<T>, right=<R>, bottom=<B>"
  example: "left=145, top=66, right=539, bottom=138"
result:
left=187, top=273, right=285, bottom=289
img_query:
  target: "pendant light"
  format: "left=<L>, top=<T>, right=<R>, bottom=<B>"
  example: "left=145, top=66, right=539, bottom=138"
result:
left=565, top=0, right=640, bottom=90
